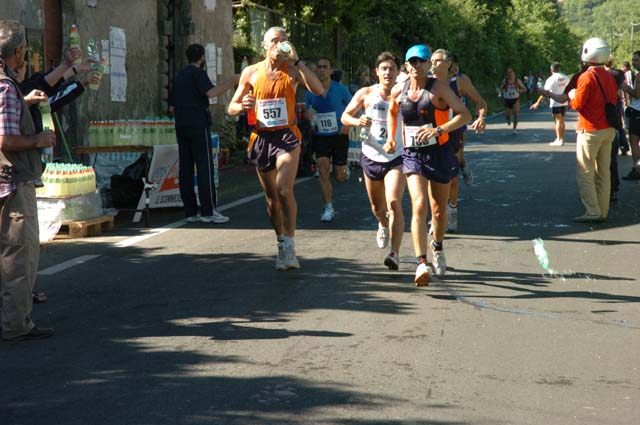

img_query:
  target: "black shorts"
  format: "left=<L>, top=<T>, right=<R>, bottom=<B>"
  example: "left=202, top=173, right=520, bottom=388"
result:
left=361, top=155, right=403, bottom=181
left=249, top=129, right=300, bottom=172
left=551, top=106, right=567, bottom=116
left=626, top=107, right=640, bottom=136
left=503, top=98, right=518, bottom=109
left=402, top=142, right=459, bottom=184
left=312, top=134, right=349, bottom=165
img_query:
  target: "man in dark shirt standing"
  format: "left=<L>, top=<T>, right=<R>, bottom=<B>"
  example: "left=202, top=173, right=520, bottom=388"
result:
left=171, top=43, right=237, bottom=223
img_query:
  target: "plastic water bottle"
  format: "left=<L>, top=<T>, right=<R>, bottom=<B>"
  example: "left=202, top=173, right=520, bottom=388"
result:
left=89, top=58, right=105, bottom=90
left=39, top=102, right=54, bottom=162
left=69, top=25, right=81, bottom=65
left=532, top=238, right=552, bottom=273
left=87, top=37, right=100, bottom=62
left=279, top=41, right=292, bottom=58
left=359, top=125, right=370, bottom=142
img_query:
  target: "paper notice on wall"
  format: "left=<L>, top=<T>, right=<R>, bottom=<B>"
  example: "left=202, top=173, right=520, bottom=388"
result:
left=101, top=39, right=110, bottom=74
left=206, top=43, right=217, bottom=105
left=109, top=27, right=127, bottom=102
left=216, top=47, right=222, bottom=76
left=204, top=0, right=216, bottom=10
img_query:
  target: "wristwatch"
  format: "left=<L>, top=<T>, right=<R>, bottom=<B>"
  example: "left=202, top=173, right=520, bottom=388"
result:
left=435, top=126, right=444, bottom=136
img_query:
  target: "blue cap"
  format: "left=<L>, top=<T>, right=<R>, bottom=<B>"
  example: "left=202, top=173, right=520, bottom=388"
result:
left=405, top=45, right=431, bottom=62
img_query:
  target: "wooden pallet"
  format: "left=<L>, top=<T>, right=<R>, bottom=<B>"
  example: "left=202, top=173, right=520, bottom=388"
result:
left=55, top=215, right=115, bottom=239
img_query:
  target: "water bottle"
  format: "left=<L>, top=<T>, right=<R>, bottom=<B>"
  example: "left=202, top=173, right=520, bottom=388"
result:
left=69, top=25, right=81, bottom=65
left=309, top=107, right=318, bottom=132
left=532, top=238, right=552, bottom=272
left=359, top=125, right=370, bottom=142
left=87, top=37, right=100, bottom=63
left=89, top=58, right=105, bottom=90
left=279, top=41, right=292, bottom=58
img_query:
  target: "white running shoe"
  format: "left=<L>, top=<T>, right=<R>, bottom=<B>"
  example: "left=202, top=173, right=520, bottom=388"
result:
left=384, top=251, right=399, bottom=270
left=414, top=262, right=431, bottom=286
left=320, top=205, right=335, bottom=222
left=376, top=225, right=389, bottom=249
left=549, top=139, right=564, bottom=146
left=186, top=215, right=199, bottom=223
left=275, top=242, right=287, bottom=270
left=447, top=204, right=458, bottom=233
left=431, top=242, right=447, bottom=276
left=200, top=209, right=230, bottom=224
left=283, top=239, right=300, bottom=269
left=512, top=129, right=518, bottom=135
left=460, top=163, right=473, bottom=185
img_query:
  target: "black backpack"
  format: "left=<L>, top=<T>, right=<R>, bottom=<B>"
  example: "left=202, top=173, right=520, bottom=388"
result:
left=593, top=73, right=622, bottom=129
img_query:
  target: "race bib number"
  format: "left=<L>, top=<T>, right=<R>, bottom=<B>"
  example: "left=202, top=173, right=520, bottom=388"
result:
left=257, top=98, right=288, bottom=128
left=367, top=118, right=388, bottom=145
left=316, top=111, right=339, bottom=134
left=404, top=124, right=437, bottom=148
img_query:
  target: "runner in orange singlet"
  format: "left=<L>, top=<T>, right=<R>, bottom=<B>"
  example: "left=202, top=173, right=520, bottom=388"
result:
left=228, top=26, right=323, bottom=270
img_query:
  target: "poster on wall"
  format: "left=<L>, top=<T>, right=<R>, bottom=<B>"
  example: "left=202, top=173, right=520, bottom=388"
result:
left=206, top=43, right=217, bottom=105
left=109, top=27, right=127, bottom=102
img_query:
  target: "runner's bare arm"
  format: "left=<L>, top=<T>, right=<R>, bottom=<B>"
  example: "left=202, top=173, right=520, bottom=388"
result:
left=228, top=66, right=255, bottom=115
left=459, top=74, right=487, bottom=132
left=383, top=86, right=401, bottom=153
left=517, top=79, right=527, bottom=93
left=292, top=61, right=323, bottom=96
left=621, top=81, right=640, bottom=98
left=341, top=87, right=370, bottom=127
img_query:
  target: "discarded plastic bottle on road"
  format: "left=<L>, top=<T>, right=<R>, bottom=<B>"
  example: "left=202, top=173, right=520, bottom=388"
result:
left=532, top=238, right=552, bottom=273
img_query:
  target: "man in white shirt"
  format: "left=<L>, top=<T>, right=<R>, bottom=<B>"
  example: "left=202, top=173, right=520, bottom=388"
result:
left=531, top=61, right=569, bottom=146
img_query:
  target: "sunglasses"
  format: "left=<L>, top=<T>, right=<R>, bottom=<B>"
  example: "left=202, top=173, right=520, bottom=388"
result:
left=408, top=57, right=428, bottom=67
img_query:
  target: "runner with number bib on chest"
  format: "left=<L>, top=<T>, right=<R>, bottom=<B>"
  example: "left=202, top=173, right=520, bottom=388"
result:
left=385, top=45, right=471, bottom=286
left=305, top=58, right=352, bottom=222
left=341, top=52, right=406, bottom=271
left=228, top=26, right=323, bottom=271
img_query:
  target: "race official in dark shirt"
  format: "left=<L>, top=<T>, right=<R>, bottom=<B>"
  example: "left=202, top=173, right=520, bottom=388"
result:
left=171, top=43, right=238, bottom=224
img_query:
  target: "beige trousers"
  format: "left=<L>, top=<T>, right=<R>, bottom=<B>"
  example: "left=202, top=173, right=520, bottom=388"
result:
left=0, top=184, right=39, bottom=339
left=575, top=127, right=615, bottom=218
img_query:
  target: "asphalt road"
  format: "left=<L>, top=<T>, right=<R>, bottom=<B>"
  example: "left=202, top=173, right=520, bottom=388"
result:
left=2, top=107, right=639, bottom=425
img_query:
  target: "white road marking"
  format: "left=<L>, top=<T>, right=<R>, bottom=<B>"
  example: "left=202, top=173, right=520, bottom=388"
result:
left=39, top=177, right=314, bottom=274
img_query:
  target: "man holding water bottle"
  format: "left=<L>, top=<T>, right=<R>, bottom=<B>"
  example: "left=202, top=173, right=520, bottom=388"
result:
left=0, top=20, right=56, bottom=341
left=228, top=26, right=323, bottom=270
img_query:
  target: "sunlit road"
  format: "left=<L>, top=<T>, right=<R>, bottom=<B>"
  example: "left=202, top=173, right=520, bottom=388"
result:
left=2, top=107, right=639, bottom=425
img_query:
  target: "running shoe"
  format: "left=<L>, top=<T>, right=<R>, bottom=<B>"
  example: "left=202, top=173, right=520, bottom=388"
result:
left=200, top=209, right=230, bottom=224
left=320, top=205, right=335, bottom=222
left=283, top=239, right=301, bottom=269
left=186, top=215, right=200, bottom=223
left=460, top=163, right=473, bottom=186
left=414, top=262, right=430, bottom=286
left=275, top=242, right=287, bottom=270
left=622, top=168, right=640, bottom=180
left=549, top=139, right=564, bottom=146
left=431, top=241, right=447, bottom=276
left=376, top=225, right=389, bottom=249
left=512, top=129, right=518, bottom=135
left=447, top=204, right=458, bottom=233
left=384, top=251, right=399, bottom=270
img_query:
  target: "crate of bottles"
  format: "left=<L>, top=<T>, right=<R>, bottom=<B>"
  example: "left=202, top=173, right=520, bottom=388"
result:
left=88, top=118, right=177, bottom=147
left=36, top=163, right=97, bottom=198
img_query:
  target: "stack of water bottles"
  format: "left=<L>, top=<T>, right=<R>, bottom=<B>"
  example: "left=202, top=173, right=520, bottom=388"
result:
left=36, top=163, right=97, bottom=197
left=36, top=163, right=102, bottom=223
left=88, top=118, right=177, bottom=147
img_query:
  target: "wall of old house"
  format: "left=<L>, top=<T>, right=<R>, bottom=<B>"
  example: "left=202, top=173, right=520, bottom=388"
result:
left=1, top=0, right=236, bottom=147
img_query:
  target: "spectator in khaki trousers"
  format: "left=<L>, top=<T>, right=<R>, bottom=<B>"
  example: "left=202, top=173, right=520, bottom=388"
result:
left=0, top=20, right=56, bottom=341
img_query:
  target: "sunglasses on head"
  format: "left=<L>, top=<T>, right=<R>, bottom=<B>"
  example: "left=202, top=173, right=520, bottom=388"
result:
left=408, top=57, right=427, bottom=67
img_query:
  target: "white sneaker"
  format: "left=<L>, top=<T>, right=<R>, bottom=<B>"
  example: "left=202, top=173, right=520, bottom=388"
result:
left=414, top=262, right=431, bottom=286
left=283, top=239, right=300, bottom=269
left=384, top=251, right=399, bottom=270
left=431, top=242, right=447, bottom=276
left=186, top=215, right=199, bottom=223
left=512, top=129, right=517, bottom=135
left=320, top=205, right=335, bottom=222
left=376, top=225, right=389, bottom=249
left=275, top=242, right=287, bottom=270
left=447, top=204, right=458, bottom=233
left=200, top=209, right=230, bottom=224
left=460, top=163, right=473, bottom=185
left=549, top=139, right=564, bottom=146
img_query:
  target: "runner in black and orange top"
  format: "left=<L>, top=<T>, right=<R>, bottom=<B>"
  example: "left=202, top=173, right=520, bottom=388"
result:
left=385, top=44, right=471, bottom=286
left=228, top=26, right=323, bottom=271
